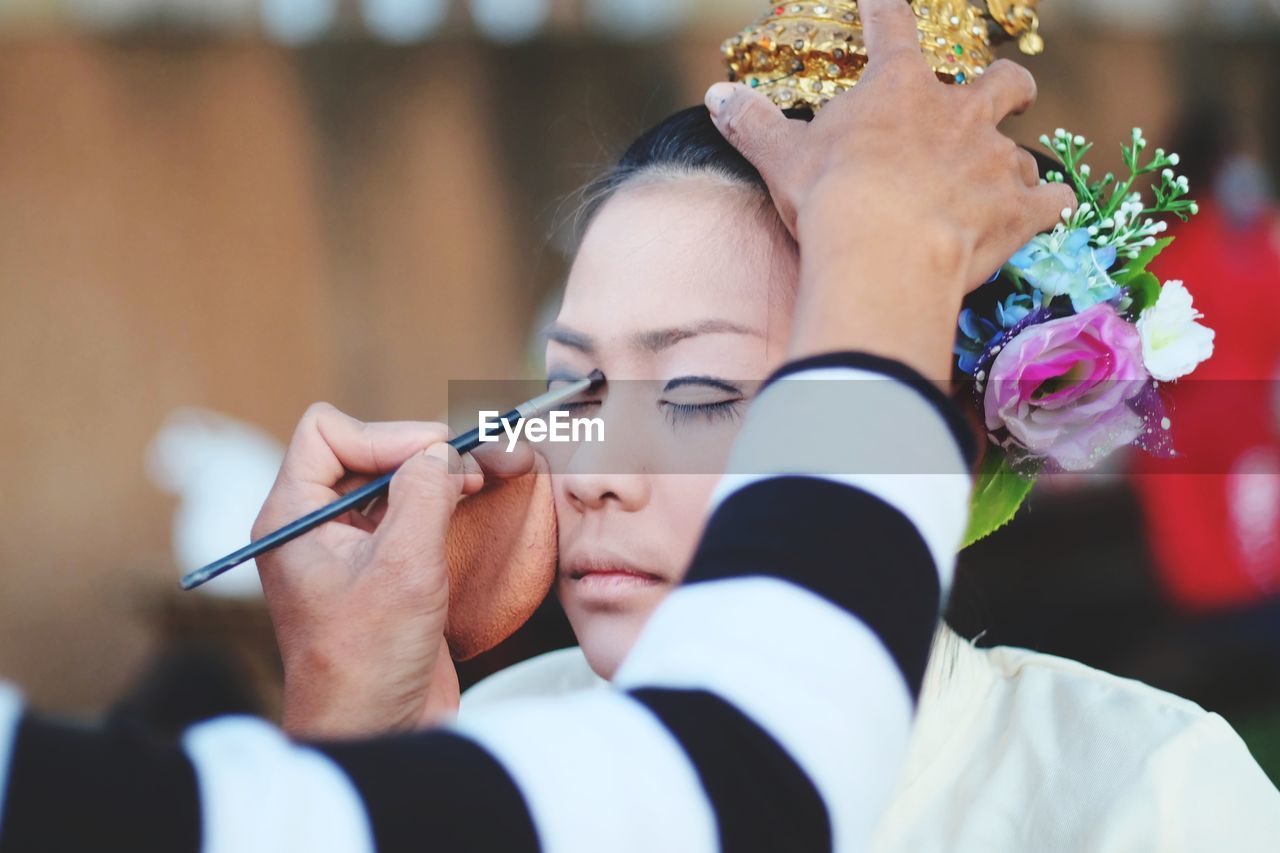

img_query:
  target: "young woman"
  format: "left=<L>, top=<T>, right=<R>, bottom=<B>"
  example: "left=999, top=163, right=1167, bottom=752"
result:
left=462, top=104, right=1280, bottom=850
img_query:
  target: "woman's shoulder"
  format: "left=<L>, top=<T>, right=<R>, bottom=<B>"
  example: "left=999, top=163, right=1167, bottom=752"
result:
left=983, top=639, right=1215, bottom=723
left=459, top=646, right=606, bottom=714
left=874, top=629, right=1280, bottom=852
left=980, top=641, right=1279, bottom=845
left=976, top=639, right=1266, bottom=781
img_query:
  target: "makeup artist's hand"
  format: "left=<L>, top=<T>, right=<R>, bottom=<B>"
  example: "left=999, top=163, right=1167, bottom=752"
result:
left=254, top=402, right=534, bottom=739
left=704, top=0, right=1076, bottom=383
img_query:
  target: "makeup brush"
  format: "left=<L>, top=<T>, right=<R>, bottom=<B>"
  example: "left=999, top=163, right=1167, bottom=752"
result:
left=179, top=370, right=605, bottom=591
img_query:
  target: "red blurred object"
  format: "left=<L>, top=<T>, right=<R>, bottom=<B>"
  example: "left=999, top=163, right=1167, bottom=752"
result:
left=1131, top=200, right=1280, bottom=611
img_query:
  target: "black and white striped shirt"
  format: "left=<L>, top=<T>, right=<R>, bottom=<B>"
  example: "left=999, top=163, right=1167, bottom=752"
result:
left=0, top=352, right=976, bottom=852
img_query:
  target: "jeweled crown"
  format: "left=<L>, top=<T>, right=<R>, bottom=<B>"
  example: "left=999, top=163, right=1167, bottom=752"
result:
left=723, top=0, right=1044, bottom=111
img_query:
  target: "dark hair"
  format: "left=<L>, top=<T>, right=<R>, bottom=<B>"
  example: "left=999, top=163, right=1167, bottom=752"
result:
left=571, top=104, right=814, bottom=245
left=573, top=103, right=1056, bottom=245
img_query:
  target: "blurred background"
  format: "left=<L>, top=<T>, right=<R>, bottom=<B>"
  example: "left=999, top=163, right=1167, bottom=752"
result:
left=1, top=0, right=1278, bottom=782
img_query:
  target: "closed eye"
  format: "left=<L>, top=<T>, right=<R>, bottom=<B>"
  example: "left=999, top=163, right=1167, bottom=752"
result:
left=661, top=399, right=744, bottom=427
left=660, top=376, right=746, bottom=427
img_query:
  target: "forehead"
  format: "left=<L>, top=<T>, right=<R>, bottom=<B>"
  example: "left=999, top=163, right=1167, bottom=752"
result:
left=558, top=175, right=793, bottom=334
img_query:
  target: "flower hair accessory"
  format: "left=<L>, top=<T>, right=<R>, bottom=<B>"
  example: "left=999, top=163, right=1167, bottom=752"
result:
left=719, top=4, right=1214, bottom=547
left=960, top=128, right=1214, bottom=546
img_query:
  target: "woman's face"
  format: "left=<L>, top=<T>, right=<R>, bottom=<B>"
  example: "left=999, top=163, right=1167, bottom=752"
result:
left=544, top=173, right=799, bottom=677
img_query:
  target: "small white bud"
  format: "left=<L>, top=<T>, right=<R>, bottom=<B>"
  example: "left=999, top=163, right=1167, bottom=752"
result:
left=1055, top=128, right=1068, bottom=138
left=1169, top=153, right=1181, bottom=165
left=1061, top=207, right=1073, bottom=221
left=1162, top=168, right=1175, bottom=181
left=1190, top=202, right=1200, bottom=215
left=1088, top=226, right=1099, bottom=236
left=1081, top=164, right=1092, bottom=176
left=1039, top=134, right=1051, bottom=146
left=1073, top=134, right=1085, bottom=146
left=1155, top=221, right=1168, bottom=233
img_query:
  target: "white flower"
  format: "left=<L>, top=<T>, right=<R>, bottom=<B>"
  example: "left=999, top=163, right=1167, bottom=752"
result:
left=1136, top=280, right=1215, bottom=381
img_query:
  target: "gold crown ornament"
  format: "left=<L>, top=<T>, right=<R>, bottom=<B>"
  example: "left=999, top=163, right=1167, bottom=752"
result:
left=722, top=0, right=1044, bottom=111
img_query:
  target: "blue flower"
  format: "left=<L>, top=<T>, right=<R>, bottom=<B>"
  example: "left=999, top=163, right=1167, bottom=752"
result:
left=956, top=310, right=998, bottom=375
left=955, top=291, right=1044, bottom=376
left=1008, top=227, right=1121, bottom=312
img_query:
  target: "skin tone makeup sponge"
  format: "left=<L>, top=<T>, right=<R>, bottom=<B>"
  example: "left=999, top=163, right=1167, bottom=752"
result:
left=444, top=451, right=558, bottom=659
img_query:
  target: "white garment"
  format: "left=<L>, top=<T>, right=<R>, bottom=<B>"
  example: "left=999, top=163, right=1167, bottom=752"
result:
left=461, top=628, right=1280, bottom=852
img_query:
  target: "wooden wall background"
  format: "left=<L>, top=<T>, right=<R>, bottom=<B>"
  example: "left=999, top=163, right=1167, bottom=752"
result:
left=0, top=29, right=1276, bottom=712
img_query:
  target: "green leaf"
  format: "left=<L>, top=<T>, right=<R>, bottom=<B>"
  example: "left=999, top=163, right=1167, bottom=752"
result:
left=962, top=451, right=1036, bottom=549
left=1123, top=271, right=1161, bottom=316
left=1113, top=236, right=1174, bottom=287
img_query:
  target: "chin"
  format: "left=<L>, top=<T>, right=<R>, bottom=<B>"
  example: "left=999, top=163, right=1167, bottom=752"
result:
left=561, top=593, right=659, bottom=681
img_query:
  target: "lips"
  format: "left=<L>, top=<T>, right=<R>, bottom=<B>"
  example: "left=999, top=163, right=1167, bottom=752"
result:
left=559, top=552, right=668, bottom=585
left=558, top=554, right=669, bottom=612
left=563, top=562, right=664, bottom=584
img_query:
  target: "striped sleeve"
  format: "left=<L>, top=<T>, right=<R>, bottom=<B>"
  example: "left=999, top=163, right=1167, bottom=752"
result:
left=450, top=351, right=976, bottom=853
left=0, top=351, right=974, bottom=853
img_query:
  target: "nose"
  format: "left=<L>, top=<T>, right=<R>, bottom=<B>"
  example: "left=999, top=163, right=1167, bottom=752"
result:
left=557, top=408, right=652, bottom=513
left=560, top=445, right=650, bottom=512
left=562, top=469, right=651, bottom=513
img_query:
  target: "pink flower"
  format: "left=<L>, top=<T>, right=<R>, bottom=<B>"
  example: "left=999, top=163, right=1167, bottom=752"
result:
left=984, top=303, right=1150, bottom=471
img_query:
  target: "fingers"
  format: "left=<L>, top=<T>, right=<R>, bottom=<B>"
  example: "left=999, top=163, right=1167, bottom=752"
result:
left=261, top=404, right=452, bottom=532
left=705, top=81, right=799, bottom=175
left=974, top=59, right=1038, bottom=121
left=1024, top=181, right=1078, bottom=234
left=459, top=451, right=485, bottom=496
left=861, top=0, right=922, bottom=66
left=1016, top=146, right=1040, bottom=188
left=471, top=439, right=535, bottom=481
left=375, top=442, right=466, bottom=571
left=280, top=403, right=451, bottom=488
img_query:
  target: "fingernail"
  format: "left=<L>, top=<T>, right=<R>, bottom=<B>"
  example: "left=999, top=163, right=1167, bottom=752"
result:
left=705, top=82, right=736, bottom=117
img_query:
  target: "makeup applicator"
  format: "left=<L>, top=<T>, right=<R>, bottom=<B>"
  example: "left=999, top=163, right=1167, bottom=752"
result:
left=179, top=371, right=604, bottom=591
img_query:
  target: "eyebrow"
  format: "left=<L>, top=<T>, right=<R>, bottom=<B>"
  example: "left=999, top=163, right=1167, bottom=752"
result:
left=542, top=319, right=764, bottom=354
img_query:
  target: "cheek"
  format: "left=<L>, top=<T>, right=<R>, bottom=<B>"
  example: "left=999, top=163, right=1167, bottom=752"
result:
left=669, top=423, right=738, bottom=475
left=551, top=475, right=575, bottom=545
left=653, top=474, right=722, bottom=577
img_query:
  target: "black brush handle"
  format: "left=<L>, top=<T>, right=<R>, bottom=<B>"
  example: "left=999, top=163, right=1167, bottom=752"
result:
left=177, top=407, right=518, bottom=591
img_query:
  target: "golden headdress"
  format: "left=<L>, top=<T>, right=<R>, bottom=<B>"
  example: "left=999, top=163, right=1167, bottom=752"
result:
left=722, top=1, right=1044, bottom=111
